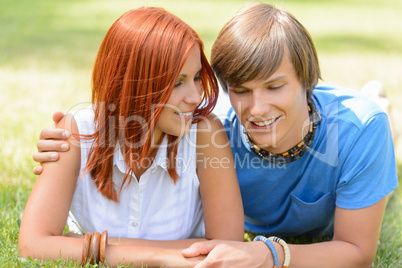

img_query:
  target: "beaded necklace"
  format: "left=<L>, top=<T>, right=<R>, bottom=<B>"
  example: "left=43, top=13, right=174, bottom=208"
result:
left=243, top=100, right=320, bottom=164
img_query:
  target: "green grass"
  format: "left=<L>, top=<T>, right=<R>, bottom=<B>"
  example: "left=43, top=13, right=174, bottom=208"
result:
left=1, top=0, right=401, bottom=266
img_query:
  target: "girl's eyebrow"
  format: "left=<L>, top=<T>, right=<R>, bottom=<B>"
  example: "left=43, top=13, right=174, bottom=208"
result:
left=177, top=68, right=202, bottom=79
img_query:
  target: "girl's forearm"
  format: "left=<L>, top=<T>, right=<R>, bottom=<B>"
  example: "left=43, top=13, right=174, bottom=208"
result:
left=64, top=232, right=206, bottom=248
left=21, top=234, right=204, bottom=267
left=108, top=237, right=207, bottom=248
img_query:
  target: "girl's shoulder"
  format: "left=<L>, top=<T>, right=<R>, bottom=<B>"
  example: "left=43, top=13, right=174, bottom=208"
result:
left=196, top=113, right=225, bottom=132
left=67, top=106, right=95, bottom=137
left=56, top=113, right=80, bottom=146
left=196, top=113, right=229, bottom=152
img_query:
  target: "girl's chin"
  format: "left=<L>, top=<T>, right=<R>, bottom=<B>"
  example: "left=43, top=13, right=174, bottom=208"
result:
left=166, top=126, right=191, bottom=137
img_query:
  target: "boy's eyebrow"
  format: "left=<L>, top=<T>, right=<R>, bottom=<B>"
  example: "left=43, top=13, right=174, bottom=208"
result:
left=262, top=75, right=287, bottom=85
left=231, top=75, right=288, bottom=89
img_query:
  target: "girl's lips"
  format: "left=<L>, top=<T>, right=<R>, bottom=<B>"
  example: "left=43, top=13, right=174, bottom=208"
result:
left=174, top=111, right=194, bottom=120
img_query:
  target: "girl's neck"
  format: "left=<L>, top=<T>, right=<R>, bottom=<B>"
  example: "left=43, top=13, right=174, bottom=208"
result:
left=131, top=132, right=165, bottom=180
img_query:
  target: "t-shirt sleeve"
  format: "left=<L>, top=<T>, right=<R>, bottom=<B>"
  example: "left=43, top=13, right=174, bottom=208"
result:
left=336, top=113, right=398, bottom=209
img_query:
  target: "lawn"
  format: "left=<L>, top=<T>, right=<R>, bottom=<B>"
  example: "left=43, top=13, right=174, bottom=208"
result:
left=0, top=0, right=401, bottom=266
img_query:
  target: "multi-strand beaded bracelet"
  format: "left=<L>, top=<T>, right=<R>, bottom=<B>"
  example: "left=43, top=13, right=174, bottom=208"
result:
left=81, top=231, right=108, bottom=266
left=254, top=235, right=291, bottom=268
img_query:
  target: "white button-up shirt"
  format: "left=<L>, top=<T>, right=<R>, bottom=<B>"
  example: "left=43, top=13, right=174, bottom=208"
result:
left=68, top=107, right=204, bottom=240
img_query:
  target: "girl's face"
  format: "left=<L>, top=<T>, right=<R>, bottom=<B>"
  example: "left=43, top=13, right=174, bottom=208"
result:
left=228, top=51, right=310, bottom=153
left=155, top=44, right=203, bottom=140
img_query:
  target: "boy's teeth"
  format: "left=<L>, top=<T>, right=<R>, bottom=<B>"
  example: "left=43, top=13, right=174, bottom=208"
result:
left=254, top=118, right=275, bottom=126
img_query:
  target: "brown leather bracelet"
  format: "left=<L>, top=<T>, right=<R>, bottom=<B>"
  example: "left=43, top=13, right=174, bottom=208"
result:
left=100, top=230, right=108, bottom=264
left=81, top=232, right=92, bottom=265
left=89, top=231, right=101, bottom=264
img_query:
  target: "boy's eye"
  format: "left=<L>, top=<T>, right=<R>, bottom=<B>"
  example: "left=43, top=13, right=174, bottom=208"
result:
left=269, top=84, right=283, bottom=90
left=231, top=89, right=248, bottom=95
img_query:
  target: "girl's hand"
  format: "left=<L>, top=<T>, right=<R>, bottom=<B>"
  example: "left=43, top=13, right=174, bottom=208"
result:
left=182, top=240, right=272, bottom=268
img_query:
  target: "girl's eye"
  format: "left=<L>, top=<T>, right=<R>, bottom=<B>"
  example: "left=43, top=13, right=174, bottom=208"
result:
left=194, top=76, right=202, bottom=81
left=174, top=81, right=183, bottom=88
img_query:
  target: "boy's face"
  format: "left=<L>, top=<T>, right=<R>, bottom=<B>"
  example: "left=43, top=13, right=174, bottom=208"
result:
left=228, top=52, right=310, bottom=153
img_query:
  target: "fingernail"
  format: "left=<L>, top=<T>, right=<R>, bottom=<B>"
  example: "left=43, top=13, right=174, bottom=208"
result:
left=51, top=153, right=58, bottom=160
left=62, top=131, right=70, bottom=138
left=61, top=143, right=69, bottom=151
left=181, top=248, right=193, bottom=254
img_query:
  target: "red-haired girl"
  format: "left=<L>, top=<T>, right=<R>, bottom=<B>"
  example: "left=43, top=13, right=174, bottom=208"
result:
left=18, top=7, right=243, bottom=267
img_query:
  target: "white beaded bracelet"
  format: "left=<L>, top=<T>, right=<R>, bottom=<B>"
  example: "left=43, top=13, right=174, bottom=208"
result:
left=268, top=236, right=291, bottom=268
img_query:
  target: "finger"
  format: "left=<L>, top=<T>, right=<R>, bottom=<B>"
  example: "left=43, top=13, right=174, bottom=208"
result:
left=193, top=261, right=207, bottom=268
left=39, top=127, right=70, bottom=140
left=33, top=166, right=43, bottom=175
left=182, top=241, right=217, bottom=257
left=193, top=257, right=216, bottom=268
left=33, top=152, right=59, bottom=164
left=53, top=111, right=65, bottom=124
left=182, top=255, right=206, bottom=268
left=37, top=140, right=70, bottom=152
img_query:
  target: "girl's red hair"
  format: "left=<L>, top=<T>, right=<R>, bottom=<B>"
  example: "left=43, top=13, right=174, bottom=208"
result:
left=86, top=7, right=218, bottom=201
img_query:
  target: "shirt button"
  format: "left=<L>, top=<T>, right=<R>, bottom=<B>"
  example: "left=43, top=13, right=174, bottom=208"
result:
left=132, top=222, right=138, bottom=227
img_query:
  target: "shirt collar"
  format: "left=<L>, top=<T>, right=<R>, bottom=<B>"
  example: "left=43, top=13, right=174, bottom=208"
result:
left=113, top=137, right=169, bottom=175
left=151, top=136, right=169, bottom=172
left=113, top=141, right=126, bottom=174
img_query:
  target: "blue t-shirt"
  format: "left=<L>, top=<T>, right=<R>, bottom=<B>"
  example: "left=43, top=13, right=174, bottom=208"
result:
left=221, top=85, right=398, bottom=238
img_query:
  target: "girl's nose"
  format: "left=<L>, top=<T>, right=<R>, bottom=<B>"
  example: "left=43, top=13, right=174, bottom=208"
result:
left=184, top=82, right=202, bottom=105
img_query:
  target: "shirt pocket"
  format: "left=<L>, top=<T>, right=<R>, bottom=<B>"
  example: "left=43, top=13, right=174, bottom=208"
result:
left=288, top=191, right=335, bottom=231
